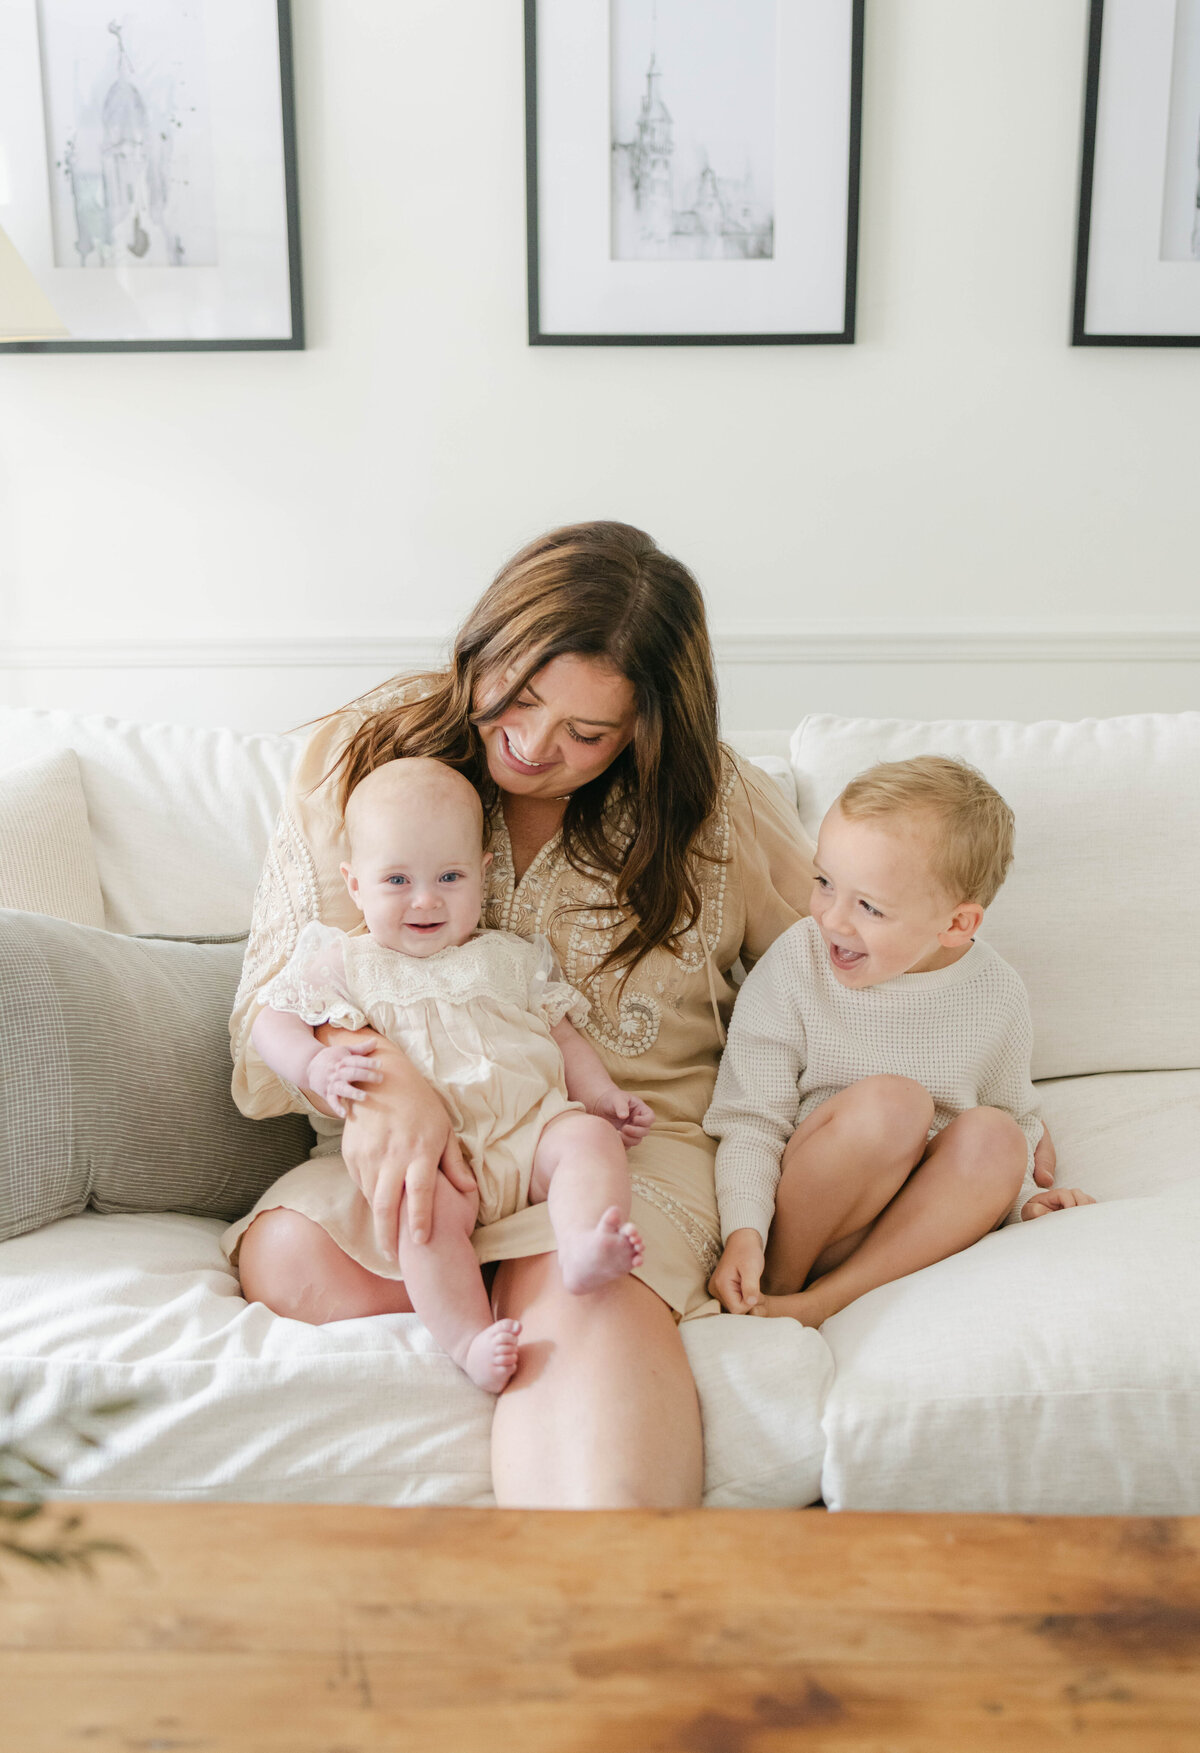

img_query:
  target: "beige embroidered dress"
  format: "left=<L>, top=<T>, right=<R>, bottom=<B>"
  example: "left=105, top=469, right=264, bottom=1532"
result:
left=224, top=683, right=814, bottom=1318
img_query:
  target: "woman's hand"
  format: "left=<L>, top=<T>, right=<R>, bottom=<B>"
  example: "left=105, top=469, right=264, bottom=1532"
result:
left=315, top=1023, right=476, bottom=1260
left=708, top=1228, right=766, bottom=1314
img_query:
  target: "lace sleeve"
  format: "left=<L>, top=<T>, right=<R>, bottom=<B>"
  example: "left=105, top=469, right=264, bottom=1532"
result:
left=528, top=932, right=590, bottom=1030
left=229, top=690, right=417, bottom=1119
left=258, top=922, right=367, bottom=1031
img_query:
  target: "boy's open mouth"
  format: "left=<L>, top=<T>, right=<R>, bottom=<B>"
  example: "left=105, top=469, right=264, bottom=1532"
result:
left=405, top=922, right=444, bottom=934
left=829, top=941, right=867, bottom=972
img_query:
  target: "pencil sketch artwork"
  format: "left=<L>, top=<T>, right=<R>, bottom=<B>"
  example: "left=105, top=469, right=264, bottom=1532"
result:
left=1161, top=0, right=1200, bottom=261
left=610, top=0, right=777, bottom=261
left=37, top=1, right=218, bottom=269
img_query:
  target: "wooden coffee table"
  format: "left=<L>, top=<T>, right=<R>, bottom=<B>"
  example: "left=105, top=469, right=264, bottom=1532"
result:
left=2, top=1503, right=1198, bottom=1750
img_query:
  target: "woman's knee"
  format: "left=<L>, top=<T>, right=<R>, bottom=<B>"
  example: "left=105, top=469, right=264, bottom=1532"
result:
left=236, top=1208, right=332, bottom=1317
left=833, top=1076, right=935, bottom=1156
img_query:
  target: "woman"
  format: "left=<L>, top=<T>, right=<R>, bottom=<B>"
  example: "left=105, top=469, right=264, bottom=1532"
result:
left=225, top=520, right=812, bottom=1506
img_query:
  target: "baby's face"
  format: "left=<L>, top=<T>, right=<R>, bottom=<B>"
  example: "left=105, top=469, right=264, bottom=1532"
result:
left=810, top=806, right=980, bottom=989
left=342, top=800, right=489, bottom=958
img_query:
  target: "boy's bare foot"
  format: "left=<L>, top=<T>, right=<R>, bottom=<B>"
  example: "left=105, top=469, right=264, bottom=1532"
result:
left=558, top=1207, right=645, bottom=1295
left=750, top=1289, right=829, bottom=1328
left=460, top=1318, right=522, bottom=1393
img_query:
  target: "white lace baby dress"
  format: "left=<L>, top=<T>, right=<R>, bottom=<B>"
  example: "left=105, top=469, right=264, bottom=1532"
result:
left=257, top=923, right=590, bottom=1224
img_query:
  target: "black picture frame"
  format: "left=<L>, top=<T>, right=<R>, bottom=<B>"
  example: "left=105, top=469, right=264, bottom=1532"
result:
left=0, top=0, right=303, bottom=354
left=1073, top=0, right=1200, bottom=348
left=525, top=0, right=864, bottom=347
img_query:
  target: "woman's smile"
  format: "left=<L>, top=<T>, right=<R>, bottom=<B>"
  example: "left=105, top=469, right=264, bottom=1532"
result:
left=497, top=728, right=555, bottom=775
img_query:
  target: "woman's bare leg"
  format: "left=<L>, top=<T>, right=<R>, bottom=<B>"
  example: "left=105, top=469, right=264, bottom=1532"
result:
left=238, top=1207, right=416, bottom=1323
left=757, top=1106, right=1029, bottom=1328
left=398, top=1174, right=520, bottom=1393
left=489, top=1252, right=703, bottom=1509
left=764, top=1076, right=935, bottom=1297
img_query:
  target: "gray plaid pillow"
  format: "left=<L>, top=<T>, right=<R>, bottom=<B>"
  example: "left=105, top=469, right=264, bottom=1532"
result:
left=0, top=909, right=313, bottom=1241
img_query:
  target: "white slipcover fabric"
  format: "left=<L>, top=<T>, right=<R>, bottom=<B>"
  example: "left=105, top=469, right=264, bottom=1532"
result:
left=0, top=709, right=302, bottom=937
left=0, top=748, right=105, bottom=927
left=0, top=1211, right=828, bottom=1509
left=790, top=712, right=1200, bottom=1081
left=820, top=1178, right=1200, bottom=1515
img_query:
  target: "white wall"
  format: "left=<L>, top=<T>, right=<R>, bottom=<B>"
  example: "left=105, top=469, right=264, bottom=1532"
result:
left=1, top=0, right=1198, bottom=734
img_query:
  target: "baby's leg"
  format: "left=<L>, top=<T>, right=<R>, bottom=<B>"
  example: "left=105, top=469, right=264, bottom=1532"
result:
left=757, top=1104, right=1028, bottom=1328
left=530, top=1113, right=645, bottom=1296
left=399, top=1172, right=520, bottom=1393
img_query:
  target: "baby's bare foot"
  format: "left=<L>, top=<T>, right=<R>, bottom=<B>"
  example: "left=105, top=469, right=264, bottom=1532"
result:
left=460, top=1318, right=521, bottom=1393
left=559, top=1207, right=645, bottom=1295
left=750, top=1291, right=826, bottom=1328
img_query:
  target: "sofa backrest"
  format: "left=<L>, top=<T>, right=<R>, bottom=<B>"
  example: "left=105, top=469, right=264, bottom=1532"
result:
left=4, top=704, right=1197, bottom=1082
left=790, top=713, right=1200, bottom=1081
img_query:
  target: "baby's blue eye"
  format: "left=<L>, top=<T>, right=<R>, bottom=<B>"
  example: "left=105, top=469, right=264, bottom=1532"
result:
left=387, top=875, right=408, bottom=886
left=439, top=872, right=461, bottom=884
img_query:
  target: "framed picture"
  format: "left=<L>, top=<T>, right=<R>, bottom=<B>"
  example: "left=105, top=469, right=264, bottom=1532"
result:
left=1073, top=0, right=1200, bottom=346
left=0, top=0, right=303, bottom=352
left=524, top=0, right=863, bottom=346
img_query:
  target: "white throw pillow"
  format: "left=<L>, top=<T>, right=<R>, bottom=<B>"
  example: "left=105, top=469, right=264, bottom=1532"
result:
left=790, top=713, right=1200, bottom=1080
left=0, top=708, right=302, bottom=936
left=0, top=748, right=104, bottom=927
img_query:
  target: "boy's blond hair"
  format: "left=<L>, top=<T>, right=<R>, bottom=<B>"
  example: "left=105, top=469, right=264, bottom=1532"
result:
left=837, top=755, right=1015, bottom=908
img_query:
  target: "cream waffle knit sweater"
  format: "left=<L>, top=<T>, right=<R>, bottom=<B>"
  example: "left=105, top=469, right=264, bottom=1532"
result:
left=704, top=916, right=1044, bottom=1245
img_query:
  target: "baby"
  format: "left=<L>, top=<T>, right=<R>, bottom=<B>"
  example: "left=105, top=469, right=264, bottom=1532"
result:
left=704, top=755, right=1094, bottom=1327
left=250, top=757, right=650, bottom=1393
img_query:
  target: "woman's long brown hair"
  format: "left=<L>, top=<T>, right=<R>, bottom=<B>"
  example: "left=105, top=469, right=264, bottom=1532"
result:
left=332, top=521, right=724, bottom=980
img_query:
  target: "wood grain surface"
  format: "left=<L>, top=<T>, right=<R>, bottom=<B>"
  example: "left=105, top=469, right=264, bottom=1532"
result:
left=1, top=1504, right=1199, bottom=1751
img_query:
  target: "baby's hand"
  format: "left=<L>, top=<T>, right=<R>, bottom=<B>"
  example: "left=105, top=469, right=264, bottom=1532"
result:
left=708, top=1229, right=765, bottom=1314
left=1021, top=1187, right=1096, bottom=1221
left=306, top=1041, right=382, bottom=1119
left=590, top=1088, right=655, bottom=1148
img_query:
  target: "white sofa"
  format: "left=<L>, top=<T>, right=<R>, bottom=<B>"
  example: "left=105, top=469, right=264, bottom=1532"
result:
left=1, top=704, right=1197, bottom=1514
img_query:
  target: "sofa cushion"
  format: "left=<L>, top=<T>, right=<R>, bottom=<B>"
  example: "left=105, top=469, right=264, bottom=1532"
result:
left=0, top=1211, right=831, bottom=1509
left=790, top=712, right=1200, bottom=1081
left=0, top=748, right=105, bottom=928
left=0, top=911, right=313, bottom=1242
left=819, top=1068, right=1200, bottom=1514
left=0, top=708, right=303, bottom=937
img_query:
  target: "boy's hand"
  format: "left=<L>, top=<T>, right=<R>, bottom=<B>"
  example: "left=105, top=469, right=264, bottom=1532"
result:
left=1021, top=1187, right=1096, bottom=1221
left=305, top=1041, right=382, bottom=1119
left=708, top=1229, right=766, bottom=1314
left=590, top=1087, right=655, bottom=1148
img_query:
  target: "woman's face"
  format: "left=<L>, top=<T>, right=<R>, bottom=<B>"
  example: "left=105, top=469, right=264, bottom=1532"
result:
left=477, top=654, right=637, bottom=802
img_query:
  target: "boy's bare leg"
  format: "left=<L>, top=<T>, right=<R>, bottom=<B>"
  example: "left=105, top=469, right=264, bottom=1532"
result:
left=757, top=1106, right=1028, bottom=1328
left=399, top=1172, right=520, bottom=1393
left=763, top=1076, right=935, bottom=1298
left=530, top=1112, right=645, bottom=1295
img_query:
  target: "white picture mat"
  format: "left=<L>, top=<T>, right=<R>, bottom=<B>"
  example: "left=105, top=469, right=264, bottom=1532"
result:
left=536, top=0, right=853, bottom=336
left=0, top=0, right=293, bottom=341
left=1085, top=0, right=1200, bottom=336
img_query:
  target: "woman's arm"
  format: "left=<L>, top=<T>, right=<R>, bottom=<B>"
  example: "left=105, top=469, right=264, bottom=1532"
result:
left=729, top=758, right=816, bottom=971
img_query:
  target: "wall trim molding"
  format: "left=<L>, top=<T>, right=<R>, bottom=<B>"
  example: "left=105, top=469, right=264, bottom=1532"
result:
left=3, top=621, right=1200, bottom=670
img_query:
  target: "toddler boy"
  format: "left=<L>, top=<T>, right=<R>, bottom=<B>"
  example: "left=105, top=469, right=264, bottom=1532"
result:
left=704, top=755, right=1093, bottom=1326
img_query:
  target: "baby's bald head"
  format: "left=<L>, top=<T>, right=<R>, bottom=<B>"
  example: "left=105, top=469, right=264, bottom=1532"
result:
left=344, top=758, right=484, bottom=861
left=341, top=759, right=489, bottom=954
